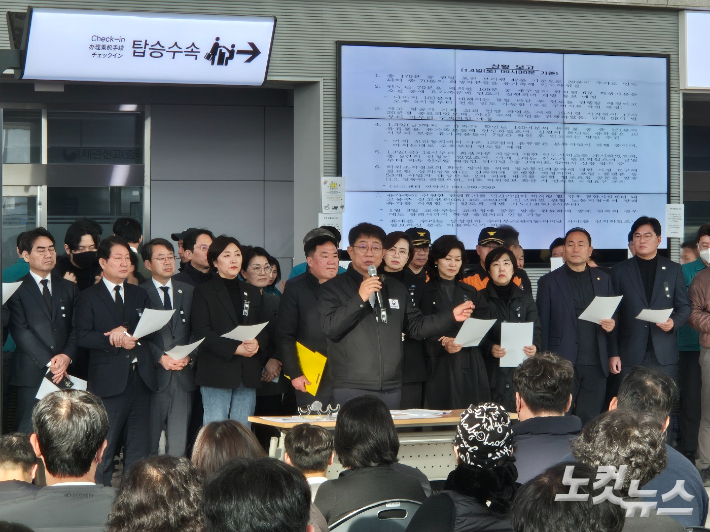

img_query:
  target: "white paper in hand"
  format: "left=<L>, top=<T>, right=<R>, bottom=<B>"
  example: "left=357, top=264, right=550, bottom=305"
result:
left=578, top=296, right=623, bottom=324
left=454, top=318, right=497, bottom=348
left=165, top=338, right=204, bottom=360
left=500, top=322, right=534, bottom=368
left=35, top=372, right=87, bottom=401
left=132, top=309, right=175, bottom=339
left=221, top=322, right=269, bottom=342
left=2, top=281, right=22, bottom=304
left=635, top=308, right=673, bottom=323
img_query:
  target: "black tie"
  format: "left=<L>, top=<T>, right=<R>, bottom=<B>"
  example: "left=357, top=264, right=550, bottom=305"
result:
left=40, top=279, right=52, bottom=310
left=160, top=286, right=172, bottom=310
left=114, top=285, right=125, bottom=319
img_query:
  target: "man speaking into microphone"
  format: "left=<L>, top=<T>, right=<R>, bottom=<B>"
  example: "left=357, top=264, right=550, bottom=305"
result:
left=319, top=223, right=474, bottom=408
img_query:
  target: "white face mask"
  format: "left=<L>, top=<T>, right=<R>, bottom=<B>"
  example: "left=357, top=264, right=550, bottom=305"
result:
left=700, top=248, right=710, bottom=265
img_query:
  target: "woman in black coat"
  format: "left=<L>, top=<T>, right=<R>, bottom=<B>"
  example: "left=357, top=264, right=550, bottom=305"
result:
left=378, top=231, right=427, bottom=409
left=421, top=235, right=490, bottom=410
left=191, top=235, right=270, bottom=427
left=479, top=247, right=542, bottom=412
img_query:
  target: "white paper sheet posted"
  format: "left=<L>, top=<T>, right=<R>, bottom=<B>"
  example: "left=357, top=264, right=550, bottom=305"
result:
left=454, top=318, right=497, bottom=348
left=132, top=309, right=175, bottom=339
left=2, top=281, right=22, bottom=304
left=635, top=309, right=673, bottom=323
left=578, top=296, right=623, bottom=324
left=500, top=322, right=534, bottom=368
left=35, top=373, right=87, bottom=401
left=165, top=338, right=204, bottom=360
left=221, top=322, right=269, bottom=342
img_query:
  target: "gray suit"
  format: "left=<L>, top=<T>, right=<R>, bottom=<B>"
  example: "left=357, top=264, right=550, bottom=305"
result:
left=0, top=484, right=116, bottom=532
left=142, top=279, right=195, bottom=457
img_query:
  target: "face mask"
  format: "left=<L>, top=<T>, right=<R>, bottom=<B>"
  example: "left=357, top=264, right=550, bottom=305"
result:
left=72, top=250, right=97, bottom=270
left=701, top=249, right=710, bottom=265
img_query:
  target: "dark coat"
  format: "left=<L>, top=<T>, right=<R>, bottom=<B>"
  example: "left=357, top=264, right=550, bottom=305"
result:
left=611, top=256, right=690, bottom=366
left=172, top=261, right=213, bottom=288
left=191, top=276, right=269, bottom=389
left=387, top=269, right=427, bottom=384
left=257, top=290, right=289, bottom=396
left=75, top=281, right=160, bottom=397
left=318, top=265, right=454, bottom=391
left=8, top=273, right=78, bottom=387
left=478, top=282, right=542, bottom=411
left=512, top=415, right=582, bottom=485
left=536, top=266, right=615, bottom=374
left=141, top=279, right=196, bottom=393
left=420, top=277, right=490, bottom=410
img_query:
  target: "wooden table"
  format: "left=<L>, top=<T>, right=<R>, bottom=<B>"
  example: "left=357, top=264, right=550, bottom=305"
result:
left=249, top=409, right=517, bottom=481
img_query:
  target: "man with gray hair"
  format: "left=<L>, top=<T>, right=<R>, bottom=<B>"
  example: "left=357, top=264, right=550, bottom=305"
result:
left=0, top=390, right=115, bottom=531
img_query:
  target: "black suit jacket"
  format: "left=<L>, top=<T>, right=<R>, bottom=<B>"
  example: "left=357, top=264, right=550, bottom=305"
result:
left=75, top=281, right=160, bottom=396
left=192, top=276, right=269, bottom=389
left=611, top=255, right=691, bottom=366
left=141, top=279, right=196, bottom=393
left=536, top=266, right=615, bottom=374
left=8, top=272, right=78, bottom=387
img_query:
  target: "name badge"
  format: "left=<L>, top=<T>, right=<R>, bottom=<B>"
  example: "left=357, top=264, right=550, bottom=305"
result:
left=389, top=299, right=400, bottom=309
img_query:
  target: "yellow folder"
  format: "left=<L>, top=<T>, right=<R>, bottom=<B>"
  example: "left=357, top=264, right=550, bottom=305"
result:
left=285, top=342, right=327, bottom=396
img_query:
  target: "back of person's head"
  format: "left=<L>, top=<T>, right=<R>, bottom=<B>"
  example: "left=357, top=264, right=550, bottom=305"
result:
left=112, top=218, right=142, bottom=244
left=106, top=455, right=203, bottom=532
left=511, top=462, right=625, bottom=532
left=284, top=424, right=333, bottom=474
left=183, top=229, right=214, bottom=253
left=335, top=395, right=398, bottom=469
left=0, top=522, right=34, bottom=532
left=0, top=434, right=37, bottom=479
left=455, top=402, right=513, bottom=469
left=615, top=366, right=678, bottom=423
left=64, top=219, right=100, bottom=251
left=191, top=420, right=265, bottom=477
left=570, top=409, right=666, bottom=495
left=204, top=457, right=311, bottom=532
left=32, top=390, right=109, bottom=478
left=18, top=227, right=55, bottom=254
left=513, top=352, right=574, bottom=415
left=347, top=222, right=386, bottom=247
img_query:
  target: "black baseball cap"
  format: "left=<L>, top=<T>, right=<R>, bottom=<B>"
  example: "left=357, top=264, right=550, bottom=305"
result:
left=478, top=227, right=504, bottom=246
left=171, top=228, right=199, bottom=241
left=405, top=227, right=431, bottom=247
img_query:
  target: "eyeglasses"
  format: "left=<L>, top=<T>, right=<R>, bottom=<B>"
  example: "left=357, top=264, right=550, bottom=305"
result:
left=153, top=255, right=176, bottom=263
left=633, top=233, right=656, bottom=242
left=248, top=265, right=273, bottom=274
left=353, top=244, right=383, bottom=254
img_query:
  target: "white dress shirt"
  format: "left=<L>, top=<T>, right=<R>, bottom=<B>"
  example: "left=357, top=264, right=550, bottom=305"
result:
left=29, top=270, right=52, bottom=295
left=152, top=277, right=173, bottom=308
left=101, top=278, right=136, bottom=363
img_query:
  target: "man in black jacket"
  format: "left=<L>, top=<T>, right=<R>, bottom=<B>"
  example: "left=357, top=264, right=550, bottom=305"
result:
left=7, top=227, right=79, bottom=433
left=319, top=223, right=473, bottom=408
left=511, top=353, right=581, bottom=484
left=75, top=236, right=160, bottom=485
left=172, top=229, right=214, bottom=287
left=277, top=231, right=340, bottom=407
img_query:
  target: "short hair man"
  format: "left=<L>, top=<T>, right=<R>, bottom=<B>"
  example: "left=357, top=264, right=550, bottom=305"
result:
left=170, top=227, right=199, bottom=270
left=404, top=227, right=431, bottom=279
left=75, top=236, right=161, bottom=485
left=677, top=223, right=710, bottom=462
left=53, top=218, right=101, bottom=291
left=113, top=217, right=148, bottom=281
left=277, top=230, right=340, bottom=407
left=512, top=352, right=581, bottom=484
left=549, top=237, right=565, bottom=259
left=288, top=227, right=346, bottom=280
left=7, top=227, right=79, bottom=433
left=204, top=457, right=314, bottom=532
left=609, top=366, right=708, bottom=526
left=510, top=462, right=624, bottom=532
left=172, top=229, right=214, bottom=287
left=461, top=226, right=531, bottom=293
left=682, top=241, right=700, bottom=265
left=0, top=434, right=38, bottom=502
left=0, top=390, right=115, bottom=531
left=611, top=216, right=690, bottom=382
left=284, top=424, right=334, bottom=501
left=141, top=238, right=196, bottom=457
left=536, top=227, right=616, bottom=424
left=319, top=222, right=473, bottom=407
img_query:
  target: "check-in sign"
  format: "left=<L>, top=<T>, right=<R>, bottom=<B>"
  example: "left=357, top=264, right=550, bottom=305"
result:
left=22, top=8, right=276, bottom=85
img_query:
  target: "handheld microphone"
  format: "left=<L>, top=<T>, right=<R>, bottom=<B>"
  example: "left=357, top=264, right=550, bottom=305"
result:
left=367, top=265, right=388, bottom=324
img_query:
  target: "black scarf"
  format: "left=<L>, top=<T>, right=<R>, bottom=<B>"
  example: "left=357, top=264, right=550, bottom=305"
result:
left=443, top=461, right=518, bottom=517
